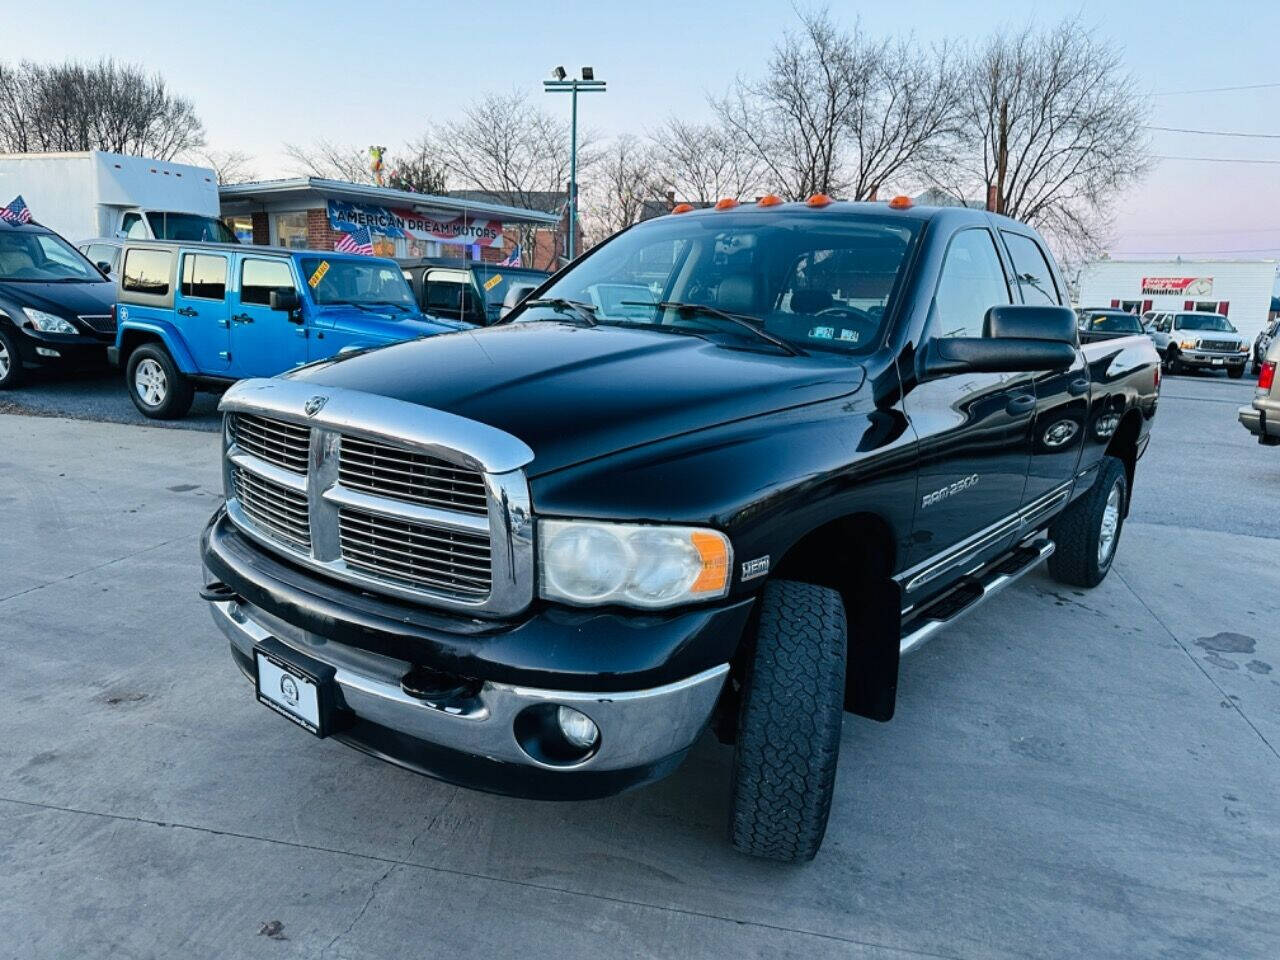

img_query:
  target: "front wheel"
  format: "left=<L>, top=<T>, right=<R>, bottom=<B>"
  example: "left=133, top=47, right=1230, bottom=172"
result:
left=1048, top=456, right=1128, bottom=588
left=0, top=327, right=23, bottom=389
left=126, top=343, right=194, bottom=420
left=1228, top=365, right=1245, bottom=379
left=729, top=580, right=847, bottom=862
left=1163, top=349, right=1181, bottom=375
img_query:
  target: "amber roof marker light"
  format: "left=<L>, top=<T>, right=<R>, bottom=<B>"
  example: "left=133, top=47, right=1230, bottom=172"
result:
left=670, top=203, right=695, bottom=214
left=714, top=197, right=740, bottom=210
left=888, top=195, right=913, bottom=210
left=757, top=194, right=783, bottom=207
left=806, top=193, right=833, bottom=207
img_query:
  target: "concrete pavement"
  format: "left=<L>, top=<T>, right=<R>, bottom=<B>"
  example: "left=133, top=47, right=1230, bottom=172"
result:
left=1, top=375, right=1277, bottom=960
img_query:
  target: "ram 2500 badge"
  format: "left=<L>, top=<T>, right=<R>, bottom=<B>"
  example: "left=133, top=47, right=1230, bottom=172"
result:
left=201, top=198, right=1160, bottom=861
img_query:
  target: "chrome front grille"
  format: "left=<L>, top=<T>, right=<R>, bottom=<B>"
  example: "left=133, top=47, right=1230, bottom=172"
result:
left=231, top=414, right=310, bottom=473
left=1199, top=339, right=1236, bottom=352
left=232, top=467, right=311, bottom=550
left=338, top=507, right=492, bottom=599
left=339, top=435, right=488, bottom=515
left=218, top=380, right=534, bottom=617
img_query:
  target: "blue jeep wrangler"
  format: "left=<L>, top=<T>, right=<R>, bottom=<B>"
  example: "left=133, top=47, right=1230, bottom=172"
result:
left=110, top=241, right=462, bottom=419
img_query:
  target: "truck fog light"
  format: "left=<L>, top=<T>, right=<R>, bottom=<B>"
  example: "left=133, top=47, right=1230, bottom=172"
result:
left=36, top=347, right=61, bottom=358
left=557, top=706, right=600, bottom=749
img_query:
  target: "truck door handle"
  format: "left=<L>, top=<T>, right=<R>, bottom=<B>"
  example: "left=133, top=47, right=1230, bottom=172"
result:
left=1068, top=377, right=1090, bottom=396
left=232, top=313, right=254, bottom=324
left=1006, top=394, right=1037, bottom=415
left=176, top=306, right=198, bottom=317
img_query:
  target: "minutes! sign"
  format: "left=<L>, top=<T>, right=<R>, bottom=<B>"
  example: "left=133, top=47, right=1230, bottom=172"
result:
left=327, top=199, right=505, bottom=248
left=1141, top=276, right=1213, bottom=296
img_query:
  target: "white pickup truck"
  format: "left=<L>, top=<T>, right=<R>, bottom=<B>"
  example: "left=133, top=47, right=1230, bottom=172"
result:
left=0, top=150, right=235, bottom=245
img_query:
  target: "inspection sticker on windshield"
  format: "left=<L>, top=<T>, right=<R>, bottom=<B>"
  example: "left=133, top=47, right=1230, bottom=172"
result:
left=810, top=326, right=835, bottom=339
left=483, top=273, right=503, bottom=292
left=307, top=261, right=330, bottom=288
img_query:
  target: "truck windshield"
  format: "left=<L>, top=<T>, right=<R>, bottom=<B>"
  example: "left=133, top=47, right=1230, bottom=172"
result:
left=523, top=209, right=921, bottom=354
left=146, top=212, right=237, bottom=243
left=1175, top=314, right=1235, bottom=332
left=1084, top=312, right=1141, bottom=333
left=302, top=258, right=417, bottom=310
left=0, top=229, right=101, bottom=282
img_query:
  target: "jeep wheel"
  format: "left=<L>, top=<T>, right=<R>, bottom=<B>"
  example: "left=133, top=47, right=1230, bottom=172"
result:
left=126, top=343, right=194, bottom=420
left=729, top=579, right=846, bottom=862
left=1048, top=455, right=1127, bottom=588
left=0, top=327, right=22, bottom=389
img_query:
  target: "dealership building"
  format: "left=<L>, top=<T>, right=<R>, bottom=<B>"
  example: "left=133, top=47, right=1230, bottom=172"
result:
left=217, top=178, right=563, bottom=267
left=1077, top=258, right=1279, bottom=341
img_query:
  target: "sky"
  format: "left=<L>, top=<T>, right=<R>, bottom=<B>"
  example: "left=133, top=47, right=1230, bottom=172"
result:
left=10, top=0, right=1280, bottom=264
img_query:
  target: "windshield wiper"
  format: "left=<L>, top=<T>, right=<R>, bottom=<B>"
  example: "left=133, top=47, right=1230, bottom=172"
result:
left=520, top=298, right=599, bottom=326
left=368, top=300, right=411, bottom=313
left=620, top=301, right=802, bottom=356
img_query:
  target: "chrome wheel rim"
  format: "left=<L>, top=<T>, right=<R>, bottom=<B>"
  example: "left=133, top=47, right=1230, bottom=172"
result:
left=1098, top=481, right=1122, bottom=565
left=134, top=358, right=167, bottom=407
left=0, top=341, right=9, bottom=380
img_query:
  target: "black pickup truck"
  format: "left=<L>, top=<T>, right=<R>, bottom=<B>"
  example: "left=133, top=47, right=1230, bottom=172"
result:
left=201, top=199, right=1160, bottom=861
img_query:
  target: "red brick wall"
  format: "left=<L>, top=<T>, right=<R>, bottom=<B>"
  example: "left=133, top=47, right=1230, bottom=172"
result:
left=250, top=212, right=270, bottom=245
left=307, top=208, right=341, bottom=251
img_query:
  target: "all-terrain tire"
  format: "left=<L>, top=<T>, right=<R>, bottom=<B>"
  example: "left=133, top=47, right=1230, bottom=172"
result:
left=1047, top=455, right=1128, bottom=588
left=729, top=579, right=847, bottom=862
left=126, top=342, right=194, bottom=420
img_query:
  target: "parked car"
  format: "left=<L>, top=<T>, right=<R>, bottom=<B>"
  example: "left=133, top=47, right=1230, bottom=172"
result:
left=1238, top=337, right=1280, bottom=446
left=1146, top=310, right=1249, bottom=377
left=1075, top=307, right=1145, bottom=343
left=111, top=241, right=464, bottom=419
left=399, top=257, right=550, bottom=325
left=1251, top=318, right=1278, bottom=376
left=77, top=238, right=123, bottom=281
left=0, top=219, right=118, bottom=389
left=200, top=199, right=1160, bottom=862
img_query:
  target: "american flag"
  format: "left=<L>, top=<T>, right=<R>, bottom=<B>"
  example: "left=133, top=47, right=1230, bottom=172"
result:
left=0, top=195, right=31, bottom=224
left=334, top=225, right=374, bottom=255
left=498, top=244, right=522, bottom=267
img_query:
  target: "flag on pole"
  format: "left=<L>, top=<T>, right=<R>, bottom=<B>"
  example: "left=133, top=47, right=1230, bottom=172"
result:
left=334, top=225, right=374, bottom=255
left=0, top=195, right=32, bottom=224
left=498, top=244, right=522, bottom=267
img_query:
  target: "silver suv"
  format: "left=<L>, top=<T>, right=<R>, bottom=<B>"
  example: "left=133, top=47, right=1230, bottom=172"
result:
left=1239, top=337, right=1280, bottom=446
left=1147, top=311, right=1249, bottom=378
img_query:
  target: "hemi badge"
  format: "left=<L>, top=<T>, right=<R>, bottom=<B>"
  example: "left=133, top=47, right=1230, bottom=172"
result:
left=741, top=556, right=770, bottom=581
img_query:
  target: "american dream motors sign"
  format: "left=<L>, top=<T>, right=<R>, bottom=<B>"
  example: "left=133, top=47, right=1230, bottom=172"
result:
left=327, top=200, right=505, bottom=248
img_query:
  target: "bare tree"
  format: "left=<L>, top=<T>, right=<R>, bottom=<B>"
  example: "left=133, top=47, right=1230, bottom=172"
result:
left=282, top=139, right=374, bottom=183
left=581, top=135, right=664, bottom=243
left=938, top=19, right=1151, bottom=256
left=197, top=149, right=257, bottom=184
left=0, top=59, right=204, bottom=159
left=386, top=137, right=448, bottom=195
left=650, top=118, right=762, bottom=204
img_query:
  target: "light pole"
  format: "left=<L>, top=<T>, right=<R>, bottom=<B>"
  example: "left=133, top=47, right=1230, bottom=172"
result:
left=544, top=66, right=605, bottom=262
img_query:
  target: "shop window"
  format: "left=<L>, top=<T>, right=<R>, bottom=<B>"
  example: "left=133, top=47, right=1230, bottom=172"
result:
left=274, top=212, right=308, bottom=249
left=225, top=215, right=254, bottom=245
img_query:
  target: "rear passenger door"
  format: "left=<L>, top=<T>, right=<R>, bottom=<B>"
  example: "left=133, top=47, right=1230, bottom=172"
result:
left=1001, top=230, right=1088, bottom=515
left=230, top=256, right=306, bottom=378
left=174, top=250, right=231, bottom=374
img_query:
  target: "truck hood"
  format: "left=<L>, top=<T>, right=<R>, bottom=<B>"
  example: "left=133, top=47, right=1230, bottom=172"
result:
left=0, top=279, right=116, bottom=317
left=288, top=321, right=866, bottom=476
left=311, top=305, right=465, bottom=340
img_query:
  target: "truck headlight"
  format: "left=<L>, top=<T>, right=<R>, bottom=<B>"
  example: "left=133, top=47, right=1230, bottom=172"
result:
left=539, top=520, right=732, bottom=609
left=23, top=308, right=78, bottom=335
left=1239, top=342, right=1250, bottom=353
left=1178, top=338, right=1198, bottom=350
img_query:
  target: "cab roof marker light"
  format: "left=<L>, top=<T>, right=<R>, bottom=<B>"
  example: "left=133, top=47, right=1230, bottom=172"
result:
left=757, top=194, right=783, bottom=207
left=670, top=203, right=695, bottom=215
left=806, top=193, right=833, bottom=207
left=714, top=198, right=739, bottom=210
left=888, top=195, right=913, bottom=210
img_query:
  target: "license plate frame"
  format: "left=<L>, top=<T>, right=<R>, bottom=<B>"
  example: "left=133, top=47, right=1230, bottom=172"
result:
left=1212, top=357, right=1224, bottom=366
left=253, top=638, right=340, bottom=738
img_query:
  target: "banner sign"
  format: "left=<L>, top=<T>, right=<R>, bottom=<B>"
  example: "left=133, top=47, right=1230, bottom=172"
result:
left=327, top=199, right=504, bottom=248
left=1141, top=276, right=1213, bottom=297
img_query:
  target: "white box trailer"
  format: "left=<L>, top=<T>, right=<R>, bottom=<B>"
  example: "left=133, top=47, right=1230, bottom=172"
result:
left=1077, top=258, right=1278, bottom=343
left=0, top=150, right=231, bottom=244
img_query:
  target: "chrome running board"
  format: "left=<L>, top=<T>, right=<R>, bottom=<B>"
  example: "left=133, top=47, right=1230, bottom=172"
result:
left=899, top=538, right=1055, bottom=657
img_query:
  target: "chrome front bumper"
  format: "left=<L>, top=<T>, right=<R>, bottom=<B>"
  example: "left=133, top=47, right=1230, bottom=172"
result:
left=209, top=598, right=728, bottom=774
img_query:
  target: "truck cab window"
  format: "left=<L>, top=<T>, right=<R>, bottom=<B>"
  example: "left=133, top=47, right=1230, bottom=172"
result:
left=932, top=229, right=1011, bottom=338
left=1001, top=231, right=1060, bottom=306
left=122, top=213, right=148, bottom=239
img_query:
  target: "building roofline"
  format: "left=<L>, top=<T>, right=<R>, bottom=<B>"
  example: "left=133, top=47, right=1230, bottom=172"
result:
left=218, top=177, right=561, bottom=226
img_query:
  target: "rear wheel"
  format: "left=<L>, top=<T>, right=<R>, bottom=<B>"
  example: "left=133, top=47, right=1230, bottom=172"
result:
left=1048, top=456, right=1127, bottom=588
left=0, top=327, right=23, bottom=389
left=1228, top=365, right=1245, bottom=379
left=729, top=580, right=847, bottom=862
left=126, top=343, right=194, bottom=420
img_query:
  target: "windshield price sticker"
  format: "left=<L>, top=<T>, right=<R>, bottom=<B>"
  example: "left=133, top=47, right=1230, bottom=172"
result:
left=308, top=261, right=331, bottom=288
left=483, top=273, right=503, bottom=292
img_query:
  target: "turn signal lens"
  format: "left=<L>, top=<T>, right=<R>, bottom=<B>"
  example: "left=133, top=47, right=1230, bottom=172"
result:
left=757, top=194, right=783, bottom=207
left=1260, top=361, right=1276, bottom=392
left=714, top=197, right=739, bottom=210
left=888, top=195, right=913, bottom=209
left=671, top=203, right=694, bottom=214
left=806, top=193, right=833, bottom=207
left=689, top=531, right=731, bottom=594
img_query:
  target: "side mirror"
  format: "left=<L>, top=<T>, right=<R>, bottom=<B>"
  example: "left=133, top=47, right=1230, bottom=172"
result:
left=269, top=289, right=301, bottom=314
left=500, top=282, right=540, bottom=320
left=923, top=304, right=1078, bottom=376
left=96, top=261, right=113, bottom=277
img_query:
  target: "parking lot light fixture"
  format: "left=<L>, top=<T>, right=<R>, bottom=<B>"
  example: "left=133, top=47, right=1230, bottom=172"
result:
left=543, top=68, right=606, bottom=262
